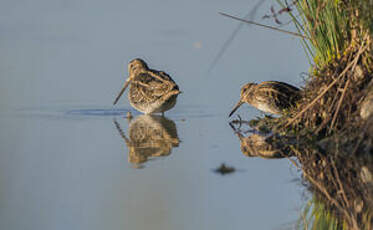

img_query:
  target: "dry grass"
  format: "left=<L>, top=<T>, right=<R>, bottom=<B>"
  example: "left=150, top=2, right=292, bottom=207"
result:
left=284, top=38, right=372, bottom=134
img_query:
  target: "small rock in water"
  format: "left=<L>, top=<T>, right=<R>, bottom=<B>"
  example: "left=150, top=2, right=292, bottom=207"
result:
left=360, top=79, right=373, bottom=119
left=214, top=163, right=235, bottom=175
left=354, top=198, right=364, bottom=213
left=360, top=166, right=372, bottom=184
left=126, top=111, right=133, bottom=119
left=360, top=93, right=373, bottom=119
left=353, top=64, right=364, bottom=80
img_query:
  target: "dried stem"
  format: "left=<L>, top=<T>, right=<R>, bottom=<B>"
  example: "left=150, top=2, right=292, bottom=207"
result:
left=329, top=78, right=350, bottom=131
left=286, top=43, right=368, bottom=127
left=219, top=12, right=310, bottom=39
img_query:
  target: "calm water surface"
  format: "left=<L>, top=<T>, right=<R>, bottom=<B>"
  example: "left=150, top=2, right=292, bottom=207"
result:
left=0, top=0, right=308, bottom=229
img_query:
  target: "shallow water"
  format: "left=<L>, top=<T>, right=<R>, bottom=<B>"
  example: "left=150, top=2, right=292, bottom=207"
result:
left=0, top=0, right=309, bottom=229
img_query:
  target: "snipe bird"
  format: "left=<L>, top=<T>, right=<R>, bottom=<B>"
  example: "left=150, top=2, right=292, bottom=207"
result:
left=229, top=121, right=294, bottom=159
left=229, top=81, right=300, bottom=117
left=113, top=115, right=180, bottom=167
left=113, top=58, right=180, bottom=114
left=238, top=133, right=292, bottom=159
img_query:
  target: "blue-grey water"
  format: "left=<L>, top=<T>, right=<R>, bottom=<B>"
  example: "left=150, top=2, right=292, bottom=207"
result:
left=0, top=0, right=309, bottom=229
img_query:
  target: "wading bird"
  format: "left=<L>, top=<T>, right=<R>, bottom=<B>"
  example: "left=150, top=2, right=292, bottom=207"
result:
left=113, top=58, right=180, bottom=114
left=229, top=81, right=300, bottom=117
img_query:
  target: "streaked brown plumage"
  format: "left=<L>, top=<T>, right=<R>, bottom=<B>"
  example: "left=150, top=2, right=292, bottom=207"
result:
left=113, top=58, right=180, bottom=114
left=113, top=115, right=180, bottom=167
left=229, top=122, right=294, bottom=159
left=238, top=133, right=290, bottom=159
left=229, top=81, right=300, bottom=117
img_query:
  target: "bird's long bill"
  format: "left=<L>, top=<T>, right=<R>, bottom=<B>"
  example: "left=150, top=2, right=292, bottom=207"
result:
left=113, top=79, right=130, bottom=105
left=229, top=101, right=243, bottom=117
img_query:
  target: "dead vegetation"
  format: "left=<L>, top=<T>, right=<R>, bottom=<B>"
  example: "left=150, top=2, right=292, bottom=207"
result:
left=285, top=39, right=372, bottom=134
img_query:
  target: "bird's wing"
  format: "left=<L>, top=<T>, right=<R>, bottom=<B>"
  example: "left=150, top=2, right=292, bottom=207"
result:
left=256, top=82, right=299, bottom=110
left=261, top=81, right=300, bottom=95
left=133, top=72, right=174, bottom=100
left=156, top=71, right=179, bottom=91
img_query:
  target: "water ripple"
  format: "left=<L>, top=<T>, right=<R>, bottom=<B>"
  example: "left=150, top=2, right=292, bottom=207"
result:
left=66, top=108, right=129, bottom=116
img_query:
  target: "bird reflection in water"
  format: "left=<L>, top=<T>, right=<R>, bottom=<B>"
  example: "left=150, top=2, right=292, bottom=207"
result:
left=229, top=122, right=294, bottom=159
left=114, top=115, right=180, bottom=168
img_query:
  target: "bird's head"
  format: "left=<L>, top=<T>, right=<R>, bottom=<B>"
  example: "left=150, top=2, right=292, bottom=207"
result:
left=113, top=58, right=149, bottom=105
left=128, top=58, right=148, bottom=76
left=240, top=83, right=256, bottom=99
left=229, top=83, right=257, bottom=117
